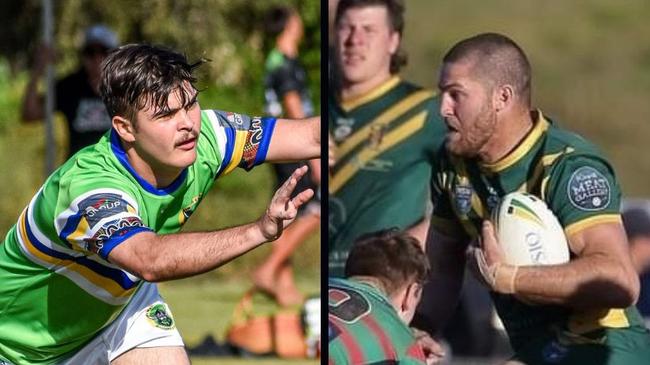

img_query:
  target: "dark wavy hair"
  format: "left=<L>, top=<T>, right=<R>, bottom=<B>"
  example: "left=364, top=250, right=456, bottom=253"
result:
left=100, top=44, right=205, bottom=123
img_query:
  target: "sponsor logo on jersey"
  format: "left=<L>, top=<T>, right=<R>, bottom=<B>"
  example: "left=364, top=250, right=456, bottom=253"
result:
left=146, top=303, right=175, bottom=330
left=78, top=193, right=132, bottom=227
left=334, top=117, right=354, bottom=141
left=226, top=112, right=244, bottom=126
left=567, top=166, right=611, bottom=211
left=179, top=195, right=202, bottom=224
left=453, top=176, right=473, bottom=216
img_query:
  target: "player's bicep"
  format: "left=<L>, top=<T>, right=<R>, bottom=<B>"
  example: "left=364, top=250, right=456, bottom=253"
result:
left=107, top=230, right=157, bottom=275
left=567, top=220, right=630, bottom=262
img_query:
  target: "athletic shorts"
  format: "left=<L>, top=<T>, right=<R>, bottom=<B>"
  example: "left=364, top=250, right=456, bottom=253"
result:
left=61, top=282, right=184, bottom=364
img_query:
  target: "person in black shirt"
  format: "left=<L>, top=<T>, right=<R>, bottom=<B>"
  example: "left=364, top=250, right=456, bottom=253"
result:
left=22, top=24, right=119, bottom=157
left=253, top=6, right=320, bottom=307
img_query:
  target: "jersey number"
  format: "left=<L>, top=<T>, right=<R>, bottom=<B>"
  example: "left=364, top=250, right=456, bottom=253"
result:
left=328, top=287, right=371, bottom=323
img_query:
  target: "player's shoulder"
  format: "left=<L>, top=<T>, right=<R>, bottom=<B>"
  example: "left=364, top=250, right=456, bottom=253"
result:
left=543, top=115, right=606, bottom=158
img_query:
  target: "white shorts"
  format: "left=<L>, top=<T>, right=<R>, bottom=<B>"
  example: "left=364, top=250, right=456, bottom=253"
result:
left=60, top=282, right=184, bottom=364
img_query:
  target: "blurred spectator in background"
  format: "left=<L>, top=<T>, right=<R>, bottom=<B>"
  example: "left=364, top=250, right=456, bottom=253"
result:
left=22, top=24, right=119, bottom=158
left=328, top=229, right=444, bottom=365
left=255, top=6, right=320, bottom=307
left=328, top=0, right=446, bottom=276
left=622, top=206, right=650, bottom=324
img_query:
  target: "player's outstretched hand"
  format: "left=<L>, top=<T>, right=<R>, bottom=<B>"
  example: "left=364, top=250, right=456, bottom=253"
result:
left=258, top=165, right=314, bottom=241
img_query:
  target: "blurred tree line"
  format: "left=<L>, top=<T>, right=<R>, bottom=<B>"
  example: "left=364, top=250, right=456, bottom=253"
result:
left=0, top=0, right=321, bottom=114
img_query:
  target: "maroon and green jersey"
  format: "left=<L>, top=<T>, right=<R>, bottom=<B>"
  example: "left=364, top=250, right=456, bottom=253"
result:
left=431, top=110, right=650, bottom=363
left=328, top=77, right=446, bottom=277
left=328, top=278, right=426, bottom=365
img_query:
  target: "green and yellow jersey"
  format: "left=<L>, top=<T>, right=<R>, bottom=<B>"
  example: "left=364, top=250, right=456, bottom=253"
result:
left=0, top=110, right=276, bottom=364
left=431, top=110, right=650, bottom=364
left=328, top=278, right=427, bottom=365
left=328, top=77, right=446, bottom=277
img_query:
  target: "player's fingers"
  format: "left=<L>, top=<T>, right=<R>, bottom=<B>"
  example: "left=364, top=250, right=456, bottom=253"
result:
left=290, top=188, right=314, bottom=211
left=276, top=166, right=307, bottom=201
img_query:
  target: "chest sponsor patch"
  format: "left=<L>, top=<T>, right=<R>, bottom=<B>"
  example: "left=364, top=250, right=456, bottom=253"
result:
left=567, top=166, right=611, bottom=211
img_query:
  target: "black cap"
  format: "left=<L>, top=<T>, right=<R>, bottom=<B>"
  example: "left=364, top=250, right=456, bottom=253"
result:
left=622, top=207, right=650, bottom=240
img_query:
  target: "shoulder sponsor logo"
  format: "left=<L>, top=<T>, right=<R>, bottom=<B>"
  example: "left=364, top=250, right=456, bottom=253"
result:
left=226, top=112, right=244, bottom=125
left=567, top=166, right=611, bottom=211
left=146, top=303, right=175, bottom=330
left=78, top=193, right=133, bottom=227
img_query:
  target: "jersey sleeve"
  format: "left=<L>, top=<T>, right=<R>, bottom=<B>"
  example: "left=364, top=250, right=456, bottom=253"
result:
left=54, top=188, right=153, bottom=260
left=544, top=154, right=622, bottom=237
left=201, top=109, right=277, bottom=177
left=271, top=62, right=301, bottom=97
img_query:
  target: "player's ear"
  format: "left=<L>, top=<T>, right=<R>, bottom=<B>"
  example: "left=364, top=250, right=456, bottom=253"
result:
left=112, top=115, right=136, bottom=143
left=494, top=84, right=514, bottom=112
left=400, top=282, right=421, bottom=314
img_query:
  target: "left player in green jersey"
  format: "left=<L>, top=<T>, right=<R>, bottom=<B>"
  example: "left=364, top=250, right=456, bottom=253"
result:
left=418, top=33, right=650, bottom=364
left=0, top=44, right=320, bottom=365
left=329, top=229, right=444, bottom=365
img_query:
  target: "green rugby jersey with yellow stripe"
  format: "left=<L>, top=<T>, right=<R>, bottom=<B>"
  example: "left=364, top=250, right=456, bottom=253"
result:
left=431, top=110, right=650, bottom=359
left=328, top=77, right=446, bottom=277
left=0, top=110, right=277, bottom=364
left=328, top=278, right=427, bottom=365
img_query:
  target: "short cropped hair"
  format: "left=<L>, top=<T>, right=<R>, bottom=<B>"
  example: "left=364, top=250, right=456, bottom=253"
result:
left=264, top=6, right=293, bottom=38
left=335, top=0, right=407, bottom=74
left=344, top=229, right=430, bottom=296
left=100, top=44, right=204, bottom=122
left=443, top=32, right=532, bottom=106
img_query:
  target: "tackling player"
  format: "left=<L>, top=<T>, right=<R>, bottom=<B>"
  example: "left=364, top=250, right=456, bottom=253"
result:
left=328, top=229, right=444, bottom=365
left=0, top=44, right=320, bottom=364
left=419, top=33, right=650, bottom=364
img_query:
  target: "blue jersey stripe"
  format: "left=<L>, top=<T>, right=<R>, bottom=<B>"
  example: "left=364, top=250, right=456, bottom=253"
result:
left=253, top=117, right=277, bottom=166
left=24, top=209, right=140, bottom=290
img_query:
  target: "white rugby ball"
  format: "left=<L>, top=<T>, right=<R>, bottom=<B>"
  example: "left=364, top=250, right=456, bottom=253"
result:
left=491, top=192, right=570, bottom=266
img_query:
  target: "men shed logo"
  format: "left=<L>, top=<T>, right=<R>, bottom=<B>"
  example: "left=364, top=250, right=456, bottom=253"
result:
left=567, top=166, right=611, bottom=211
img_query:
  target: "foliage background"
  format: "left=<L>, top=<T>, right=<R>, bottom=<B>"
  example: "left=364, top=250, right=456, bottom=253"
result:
left=0, top=0, right=320, bottom=362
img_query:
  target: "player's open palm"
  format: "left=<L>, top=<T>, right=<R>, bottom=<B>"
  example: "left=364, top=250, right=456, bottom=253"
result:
left=259, top=165, right=314, bottom=240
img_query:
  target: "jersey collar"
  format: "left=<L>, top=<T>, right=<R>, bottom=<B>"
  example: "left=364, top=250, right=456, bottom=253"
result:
left=110, top=129, right=187, bottom=196
left=480, top=109, right=550, bottom=172
left=340, top=76, right=401, bottom=111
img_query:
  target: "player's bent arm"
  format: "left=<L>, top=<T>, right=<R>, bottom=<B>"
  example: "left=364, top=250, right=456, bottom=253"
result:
left=513, top=221, right=639, bottom=308
left=265, top=116, right=320, bottom=162
left=110, top=165, right=313, bottom=282
left=415, top=225, right=468, bottom=333
left=108, top=223, right=270, bottom=282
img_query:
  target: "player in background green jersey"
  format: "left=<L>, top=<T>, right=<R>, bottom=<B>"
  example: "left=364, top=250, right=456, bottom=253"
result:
left=0, top=44, right=320, bottom=365
left=328, top=0, right=446, bottom=277
left=418, top=33, right=650, bottom=364
left=329, top=229, right=444, bottom=365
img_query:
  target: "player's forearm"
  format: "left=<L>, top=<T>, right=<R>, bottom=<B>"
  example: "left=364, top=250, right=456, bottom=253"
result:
left=115, top=221, right=270, bottom=282
left=267, top=117, right=320, bottom=161
left=514, top=255, right=639, bottom=308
